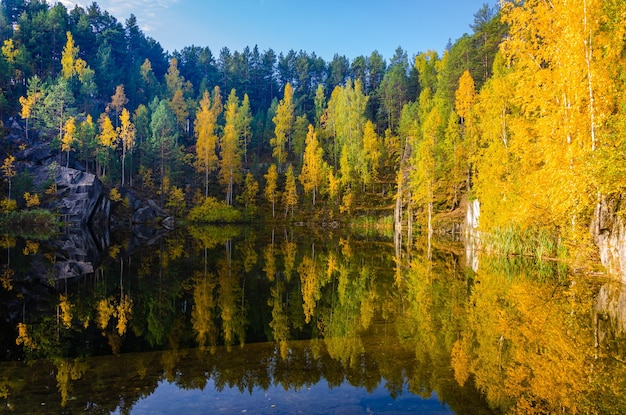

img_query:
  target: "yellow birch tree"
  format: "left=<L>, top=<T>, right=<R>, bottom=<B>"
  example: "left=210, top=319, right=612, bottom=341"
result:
left=118, top=108, right=136, bottom=186
left=271, top=83, right=294, bottom=165
left=282, top=164, right=298, bottom=218
left=61, top=32, right=78, bottom=79
left=264, top=164, right=279, bottom=218
left=194, top=87, right=222, bottom=197
left=218, top=89, right=243, bottom=206
left=300, top=124, right=325, bottom=206
left=61, top=116, right=76, bottom=167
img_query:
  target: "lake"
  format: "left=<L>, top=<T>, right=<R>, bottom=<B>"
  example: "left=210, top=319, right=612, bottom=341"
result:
left=0, top=224, right=625, bottom=414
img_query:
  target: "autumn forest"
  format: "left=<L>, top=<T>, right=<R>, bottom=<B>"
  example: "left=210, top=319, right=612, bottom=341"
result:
left=0, top=0, right=625, bottom=263
left=2, top=0, right=626, bottom=413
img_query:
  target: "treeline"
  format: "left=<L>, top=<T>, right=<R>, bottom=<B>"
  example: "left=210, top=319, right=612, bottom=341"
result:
left=0, top=0, right=505, bottom=223
left=4, top=0, right=621, bottom=254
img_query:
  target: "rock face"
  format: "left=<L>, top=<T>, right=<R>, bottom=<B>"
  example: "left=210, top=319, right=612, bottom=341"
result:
left=24, top=164, right=111, bottom=280
left=592, top=197, right=626, bottom=283
left=54, top=167, right=110, bottom=226
left=464, top=198, right=481, bottom=272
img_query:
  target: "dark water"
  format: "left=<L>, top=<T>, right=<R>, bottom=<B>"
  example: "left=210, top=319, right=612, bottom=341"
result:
left=1, top=224, right=626, bottom=414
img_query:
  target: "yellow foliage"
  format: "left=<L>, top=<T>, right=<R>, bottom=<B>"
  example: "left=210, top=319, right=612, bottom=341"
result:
left=16, top=323, right=36, bottom=349
left=116, top=295, right=132, bottom=336
left=282, top=240, right=296, bottom=280
left=96, top=298, right=115, bottom=331
left=327, top=170, right=340, bottom=205
left=97, top=114, right=117, bottom=148
left=61, top=32, right=78, bottom=79
left=1, top=39, right=18, bottom=63
left=166, top=186, right=186, bottom=216
left=194, top=88, right=221, bottom=195
left=139, top=166, right=155, bottom=191
left=109, top=188, right=122, bottom=202
left=118, top=107, right=136, bottom=180
left=263, top=243, right=276, bottom=281
left=108, top=244, right=121, bottom=259
left=191, top=272, right=217, bottom=349
left=59, top=294, right=73, bottom=329
left=282, top=164, right=298, bottom=217
left=300, top=124, right=325, bottom=205
left=271, top=83, right=294, bottom=164
left=22, top=240, right=39, bottom=255
left=264, top=164, right=279, bottom=217
left=340, top=191, right=353, bottom=214
left=1, top=266, right=13, bottom=291
left=19, top=94, right=34, bottom=120
left=0, top=198, right=16, bottom=213
left=455, top=70, right=476, bottom=122
left=2, top=155, right=16, bottom=181
left=298, top=255, right=319, bottom=324
left=45, top=183, right=57, bottom=195
left=23, top=192, right=40, bottom=208
left=451, top=339, right=470, bottom=387
left=61, top=116, right=76, bottom=154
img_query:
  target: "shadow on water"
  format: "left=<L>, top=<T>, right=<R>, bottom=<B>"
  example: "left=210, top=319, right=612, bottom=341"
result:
left=0, top=225, right=625, bottom=413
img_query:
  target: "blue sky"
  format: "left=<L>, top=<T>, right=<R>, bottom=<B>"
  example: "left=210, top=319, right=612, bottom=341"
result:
left=60, top=0, right=494, bottom=62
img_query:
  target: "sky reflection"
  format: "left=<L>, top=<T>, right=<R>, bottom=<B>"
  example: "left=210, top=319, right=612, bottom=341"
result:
left=118, top=378, right=454, bottom=415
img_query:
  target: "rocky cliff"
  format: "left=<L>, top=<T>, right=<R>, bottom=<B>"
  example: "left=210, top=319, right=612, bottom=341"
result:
left=592, top=196, right=626, bottom=283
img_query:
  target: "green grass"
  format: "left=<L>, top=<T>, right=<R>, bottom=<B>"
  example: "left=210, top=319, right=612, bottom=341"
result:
left=349, top=215, right=394, bottom=237
left=486, top=225, right=564, bottom=261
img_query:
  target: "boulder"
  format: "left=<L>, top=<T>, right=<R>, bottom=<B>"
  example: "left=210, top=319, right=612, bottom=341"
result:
left=53, top=167, right=110, bottom=226
left=592, top=196, right=626, bottom=282
left=16, top=142, right=54, bottom=164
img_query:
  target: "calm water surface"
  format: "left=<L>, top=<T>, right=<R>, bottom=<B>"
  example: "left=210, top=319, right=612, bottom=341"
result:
left=1, top=224, right=625, bottom=414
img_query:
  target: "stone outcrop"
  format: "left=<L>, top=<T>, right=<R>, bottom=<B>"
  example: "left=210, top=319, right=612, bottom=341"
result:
left=464, top=198, right=481, bottom=272
left=22, top=163, right=111, bottom=280
left=54, top=166, right=110, bottom=226
left=592, top=196, right=626, bottom=283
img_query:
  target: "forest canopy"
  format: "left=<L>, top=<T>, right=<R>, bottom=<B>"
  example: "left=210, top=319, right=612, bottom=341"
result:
left=1, top=0, right=625, bottom=258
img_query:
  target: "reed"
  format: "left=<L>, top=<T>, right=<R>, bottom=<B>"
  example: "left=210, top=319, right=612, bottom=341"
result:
left=486, top=225, right=563, bottom=261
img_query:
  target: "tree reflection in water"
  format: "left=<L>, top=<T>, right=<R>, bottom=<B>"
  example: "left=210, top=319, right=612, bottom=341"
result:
left=0, top=227, right=624, bottom=413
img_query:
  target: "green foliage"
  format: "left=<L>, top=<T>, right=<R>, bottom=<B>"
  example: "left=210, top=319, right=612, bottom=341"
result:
left=187, top=197, right=242, bottom=223
left=0, top=208, right=57, bottom=230
left=166, top=186, right=186, bottom=217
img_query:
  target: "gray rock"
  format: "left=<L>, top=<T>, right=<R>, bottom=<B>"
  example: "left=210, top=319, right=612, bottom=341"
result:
left=53, top=167, right=110, bottom=226
left=592, top=197, right=626, bottom=282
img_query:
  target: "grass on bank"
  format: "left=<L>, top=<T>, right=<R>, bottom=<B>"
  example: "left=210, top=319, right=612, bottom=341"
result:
left=484, top=225, right=567, bottom=262
left=349, top=215, right=394, bottom=237
left=0, top=208, right=58, bottom=239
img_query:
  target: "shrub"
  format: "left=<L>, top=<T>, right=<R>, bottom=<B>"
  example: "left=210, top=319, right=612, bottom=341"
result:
left=0, top=198, right=17, bottom=213
left=187, top=197, right=242, bottom=223
left=166, top=186, right=186, bottom=217
left=109, top=188, right=122, bottom=202
left=23, top=192, right=40, bottom=208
